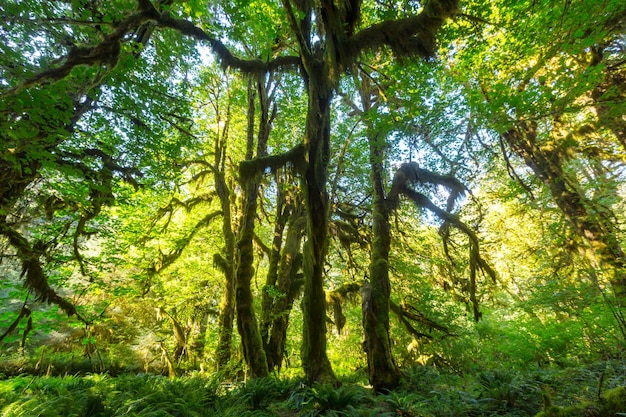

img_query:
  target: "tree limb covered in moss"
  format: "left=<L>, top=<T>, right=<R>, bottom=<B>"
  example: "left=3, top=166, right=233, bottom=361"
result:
left=149, top=211, right=222, bottom=275
left=327, top=281, right=361, bottom=334
left=400, top=298, right=453, bottom=334
left=143, top=211, right=222, bottom=294
left=0, top=301, right=31, bottom=343
left=253, top=233, right=272, bottom=257
left=3, top=6, right=154, bottom=96
left=389, top=300, right=433, bottom=340
left=154, top=12, right=302, bottom=74
left=388, top=162, right=495, bottom=321
left=239, top=144, right=306, bottom=181
left=345, top=0, right=459, bottom=61
left=0, top=222, right=82, bottom=319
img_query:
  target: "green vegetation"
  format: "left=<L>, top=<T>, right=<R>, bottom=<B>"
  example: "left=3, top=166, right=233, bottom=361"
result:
left=0, top=363, right=624, bottom=416
left=1, top=0, right=625, bottom=415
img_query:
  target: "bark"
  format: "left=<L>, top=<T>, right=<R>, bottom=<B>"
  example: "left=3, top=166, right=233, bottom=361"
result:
left=301, top=68, right=337, bottom=383
left=0, top=220, right=79, bottom=317
left=234, top=77, right=276, bottom=378
left=214, top=125, right=237, bottom=368
left=215, top=255, right=236, bottom=368
left=156, top=307, right=187, bottom=362
left=189, top=304, right=210, bottom=359
left=355, top=70, right=400, bottom=387
left=354, top=71, right=401, bottom=390
left=235, top=179, right=269, bottom=377
left=260, top=173, right=290, bottom=348
left=266, top=213, right=306, bottom=371
left=364, top=127, right=401, bottom=391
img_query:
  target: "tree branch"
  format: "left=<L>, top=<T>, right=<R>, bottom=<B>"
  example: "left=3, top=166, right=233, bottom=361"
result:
left=387, top=162, right=496, bottom=321
left=346, top=0, right=459, bottom=61
left=0, top=222, right=83, bottom=319
left=239, top=143, right=306, bottom=180
left=154, top=12, right=302, bottom=74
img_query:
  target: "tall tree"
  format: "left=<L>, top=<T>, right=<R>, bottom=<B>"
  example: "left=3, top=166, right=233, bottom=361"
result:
left=453, top=0, right=626, bottom=304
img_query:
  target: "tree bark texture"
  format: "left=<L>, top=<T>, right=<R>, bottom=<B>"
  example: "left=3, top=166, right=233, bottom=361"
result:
left=261, top=174, right=289, bottom=348
left=214, top=149, right=237, bottom=368
left=364, top=128, right=402, bottom=392
left=266, top=212, right=306, bottom=371
left=234, top=77, right=274, bottom=378
left=301, top=68, right=336, bottom=383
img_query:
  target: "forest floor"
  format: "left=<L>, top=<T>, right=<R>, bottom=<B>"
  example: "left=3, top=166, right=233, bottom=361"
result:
left=0, top=358, right=625, bottom=416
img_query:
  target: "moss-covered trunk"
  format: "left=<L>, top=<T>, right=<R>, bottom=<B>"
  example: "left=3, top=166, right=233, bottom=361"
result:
left=234, top=78, right=273, bottom=378
left=266, top=212, right=305, bottom=371
left=260, top=175, right=289, bottom=348
left=301, top=69, right=336, bottom=383
left=214, top=167, right=236, bottom=368
left=235, top=175, right=269, bottom=378
left=214, top=96, right=237, bottom=368
left=364, top=126, right=401, bottom=391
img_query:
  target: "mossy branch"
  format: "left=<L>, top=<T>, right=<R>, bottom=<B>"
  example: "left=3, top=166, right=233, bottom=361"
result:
left=400, top=298, right=453, bottom=335
left=239, top=144, right=306, bottom=181
left=388, top=161, right=496, bottom=321
left=389, top=300, right=433, bottom=340
left=0, top=302, right=31, bottom=343
left=149, top=211, right=222, bottom=275
left=155, top=12, right=302, bottom=74
left=0, top=222, right=82, bottom=319
left=3, top=5, right=154, bottom=97
left=326, top=281, right=362, bottom=334
left=346, top=0, right=459, bottom=61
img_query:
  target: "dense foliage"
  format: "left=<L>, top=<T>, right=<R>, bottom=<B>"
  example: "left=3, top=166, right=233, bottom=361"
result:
left=1, top=0, right=625, bottom=415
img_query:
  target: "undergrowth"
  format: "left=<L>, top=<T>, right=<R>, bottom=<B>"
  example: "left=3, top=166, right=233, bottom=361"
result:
left=0, top=360, right=624, bottom=416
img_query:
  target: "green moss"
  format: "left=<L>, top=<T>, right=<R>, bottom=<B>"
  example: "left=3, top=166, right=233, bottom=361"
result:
left=601, top=386, right=626, bottom=415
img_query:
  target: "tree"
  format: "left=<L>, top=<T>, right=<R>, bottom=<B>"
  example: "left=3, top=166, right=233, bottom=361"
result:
left=0, top=0, right=195, bottom=321
left=452, top=0, right=626, bottom=307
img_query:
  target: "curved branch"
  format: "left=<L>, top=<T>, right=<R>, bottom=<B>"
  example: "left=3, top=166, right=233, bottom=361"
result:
left=3, top=8, right=155, bottom=97
left=387, top=161, right=495, bottom=321
left=346, top=0, right=459, bottom=60
left=239, top=143, right=306, bottom=180
left=0, top=222, right=82, bottom=319
left=389, top=300, right=433, bottom=340
left=155, top=13, right=302, bottom=73
left=0, top=300, right=31, bottom=343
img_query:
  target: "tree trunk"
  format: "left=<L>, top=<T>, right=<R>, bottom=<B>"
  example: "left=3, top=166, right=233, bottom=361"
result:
left=590, top=47, right=626, bottom=152
left=214, top=126, right=237, bottom=368
left=301, top=69, right=336, bottom=384
left=235, top=176, right=269, bottom=377
left=348, top=73, right=401, bottom=391
left=266, top=212, right=305, bottom=371
left=363, top=128, right=402, bottom=391
left=215, top=261, right=235, bottom=368
left=190, top=304, right=210, bottom=360
left=261, top=173, right=289, bottom=348
left=234, top=77, right=275, bottom=378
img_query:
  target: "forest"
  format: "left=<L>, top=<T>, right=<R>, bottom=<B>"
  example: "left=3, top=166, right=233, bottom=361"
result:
left=1, top=0, right=625, bottom=415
